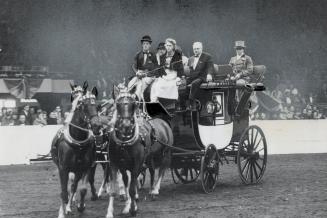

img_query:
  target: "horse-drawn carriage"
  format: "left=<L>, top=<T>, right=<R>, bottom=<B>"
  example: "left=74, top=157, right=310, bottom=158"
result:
left=52, top=65, right=268, bottom=217
left=144, top=64, right=268, bottom=193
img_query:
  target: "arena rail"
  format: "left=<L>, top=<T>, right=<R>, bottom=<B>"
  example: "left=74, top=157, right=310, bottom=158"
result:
left=0, top=120, right=327, bottom=165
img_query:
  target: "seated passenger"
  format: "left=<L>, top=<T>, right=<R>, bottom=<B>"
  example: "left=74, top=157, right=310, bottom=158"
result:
left=127, top=35, right=159, bottom=101
left=186, top=42, right=214, bottom=109
left=156, top=42, right=166, bottom=66
left=150, top=38, right=184, bottom=102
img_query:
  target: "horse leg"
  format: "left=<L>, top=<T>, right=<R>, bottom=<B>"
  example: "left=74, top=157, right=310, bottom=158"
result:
left=66, top=172, right=80, bottom=214
left=129, top=171, right=139, bottom=217
left=89, top=164, right=98, bottom=201
left=77, top=172, right=88, bottom=212
left=118, top=171, right=127, bottom=201
left=148, top=167, right=155, bottom=195
left=150, top=168, right=164, bottom=198
left=135, top=182, right=139, bottom=202
left=98, top=162, right=109, bottom=198
left=106, top=166, right=119, bottom=218
left=151, top=149, right=171, bottom=199
left=121, top=170, right=132, bottom=215
left=58, top=169, right=69, bottom=218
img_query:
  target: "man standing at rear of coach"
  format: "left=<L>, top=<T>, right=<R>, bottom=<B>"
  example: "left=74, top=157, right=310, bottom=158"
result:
left=229, top=41, right=254, bottom=116
left=229, top=40, right=253, bottom=83
left=186, top=42, right=214, bottom=110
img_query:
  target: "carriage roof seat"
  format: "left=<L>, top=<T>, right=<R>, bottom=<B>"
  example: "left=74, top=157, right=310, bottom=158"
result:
left=213, top=64, right=233, bottom=81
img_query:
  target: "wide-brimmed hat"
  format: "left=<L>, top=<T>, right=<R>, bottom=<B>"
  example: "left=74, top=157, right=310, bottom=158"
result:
left=234, top=40, right=246, bottom=48
left=141, top=35, right=152, bottom=43
left=157, top=42, right=165, bottom=50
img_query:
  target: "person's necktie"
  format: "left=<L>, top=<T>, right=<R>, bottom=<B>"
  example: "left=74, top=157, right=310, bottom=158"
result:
left=143, top=52, right=149, bottom=65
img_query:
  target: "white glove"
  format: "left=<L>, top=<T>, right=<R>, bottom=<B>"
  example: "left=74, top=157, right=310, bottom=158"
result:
left=206, top=74, right=213, bottom=82
left=176, top=77, right=181, bottom=86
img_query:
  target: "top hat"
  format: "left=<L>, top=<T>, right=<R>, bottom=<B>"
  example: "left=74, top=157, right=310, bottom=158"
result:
left=234, top=40, right=246, bottom=48
left=157, top=42, right=165, bottom=50
left=141, top=35, right=152, bottom=43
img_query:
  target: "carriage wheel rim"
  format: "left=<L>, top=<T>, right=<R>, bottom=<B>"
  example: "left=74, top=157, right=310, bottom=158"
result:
left=173, top=167, right=200, bottom=184
left=201, top=144, right=219, bottom=193
left=237, top=125, right=267, bottom=185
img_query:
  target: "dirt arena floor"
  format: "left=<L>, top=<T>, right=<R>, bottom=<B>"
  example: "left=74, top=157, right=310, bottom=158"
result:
left=1, top=153, right=327, bottom=218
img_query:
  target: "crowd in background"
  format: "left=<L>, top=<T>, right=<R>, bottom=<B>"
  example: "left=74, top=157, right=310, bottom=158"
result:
left=251, top=81, right=327, bottom=120
left=0, top=105, right=67, bottom=126
left=1, top=80, right=327, bottom=125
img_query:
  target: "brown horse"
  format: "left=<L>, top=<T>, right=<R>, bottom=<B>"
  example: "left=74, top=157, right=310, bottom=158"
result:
left=105, top=85, right=174, bottom=218
left=51, top=83, right=99, bottom=218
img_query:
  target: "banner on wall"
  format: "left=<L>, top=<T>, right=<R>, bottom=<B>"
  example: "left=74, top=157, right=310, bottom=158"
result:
left=0, top=79, right=73, bottom=96
left=3, top=78, right=43, bottom=99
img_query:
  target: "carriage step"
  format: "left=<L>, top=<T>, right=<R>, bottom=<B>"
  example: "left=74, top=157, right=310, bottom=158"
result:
left=95, top=161, right=110, bottom=163
left=96, top=151, right=108, bottom=154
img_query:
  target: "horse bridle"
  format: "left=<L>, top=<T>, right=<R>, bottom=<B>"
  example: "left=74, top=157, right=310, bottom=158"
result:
left=64, top=94, right=98, bottom=145
left=111, top=93, right=140, bottom=147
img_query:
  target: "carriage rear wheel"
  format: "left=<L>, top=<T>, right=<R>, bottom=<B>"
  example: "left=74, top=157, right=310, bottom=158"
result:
left=200, top=144, right=220, bottom=193
left=237, top=125, right=267, bottom=185
left=173, top=167, right=200, bottom=184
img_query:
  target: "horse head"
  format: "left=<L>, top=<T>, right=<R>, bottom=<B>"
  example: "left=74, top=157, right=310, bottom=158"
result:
left=68, top=83, right=100, bottom=141
left=112, top=83, right=139, bottom=145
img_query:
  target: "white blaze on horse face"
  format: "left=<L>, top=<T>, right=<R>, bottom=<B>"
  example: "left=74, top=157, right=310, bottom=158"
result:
left=72, top=94, right=82, bottom=111
left=64, top=95, right=83, bottom=125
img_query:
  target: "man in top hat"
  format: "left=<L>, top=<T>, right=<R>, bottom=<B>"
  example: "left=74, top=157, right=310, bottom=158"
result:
left=186, top=41, right=214, bottom=110
left=229, top=41, right=254, bottom=116
left=128, top=35, right=159, bottom=101
left=229, top=40, right=253, bottom=83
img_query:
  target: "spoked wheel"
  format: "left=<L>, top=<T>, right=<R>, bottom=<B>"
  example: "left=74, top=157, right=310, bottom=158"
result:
left=173, top=167, right=200, bottom=184
left=200, top=144, right=220, bottom=193
left=171, top=168, right=180, bottom=184
left=237, top=125, right=267, bottom=185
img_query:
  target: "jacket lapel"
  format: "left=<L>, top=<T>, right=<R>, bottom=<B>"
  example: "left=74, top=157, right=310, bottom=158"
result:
left=194, top=53, right=203, bottom=70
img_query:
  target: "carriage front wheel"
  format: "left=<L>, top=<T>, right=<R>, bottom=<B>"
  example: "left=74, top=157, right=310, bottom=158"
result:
left=172, top=167, right=200, bottom=184
left=200, top=144, right=220, bottom=193
left=237, top=125, right=267, bottom=185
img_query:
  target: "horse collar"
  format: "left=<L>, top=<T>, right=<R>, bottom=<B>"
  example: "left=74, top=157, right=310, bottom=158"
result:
left=63, top=126, right=94, bottom=147
left=111, top=123, right=140, bottom=147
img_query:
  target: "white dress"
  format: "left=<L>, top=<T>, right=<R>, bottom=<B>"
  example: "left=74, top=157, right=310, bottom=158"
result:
left=151, top=55, right=180, bottom=102
left=151, top=69, right=180, bottom=102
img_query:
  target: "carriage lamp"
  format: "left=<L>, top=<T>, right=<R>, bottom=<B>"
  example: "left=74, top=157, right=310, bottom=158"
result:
left=214, top=102, right=222, bottom=113
left=206, top=101, right=222, bottom=114
left=206, top=102, right=215, bottom=114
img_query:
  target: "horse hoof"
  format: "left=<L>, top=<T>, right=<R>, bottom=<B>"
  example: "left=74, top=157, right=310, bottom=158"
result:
left=77, top=204, right=85, bottom=213
left=130, top=209, right=137, bottom=217
left=91, top=195, right=98, bottom=201
left=150, top=194, right=158, bottom=201
left=119, top=194, right=127, bottom=202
